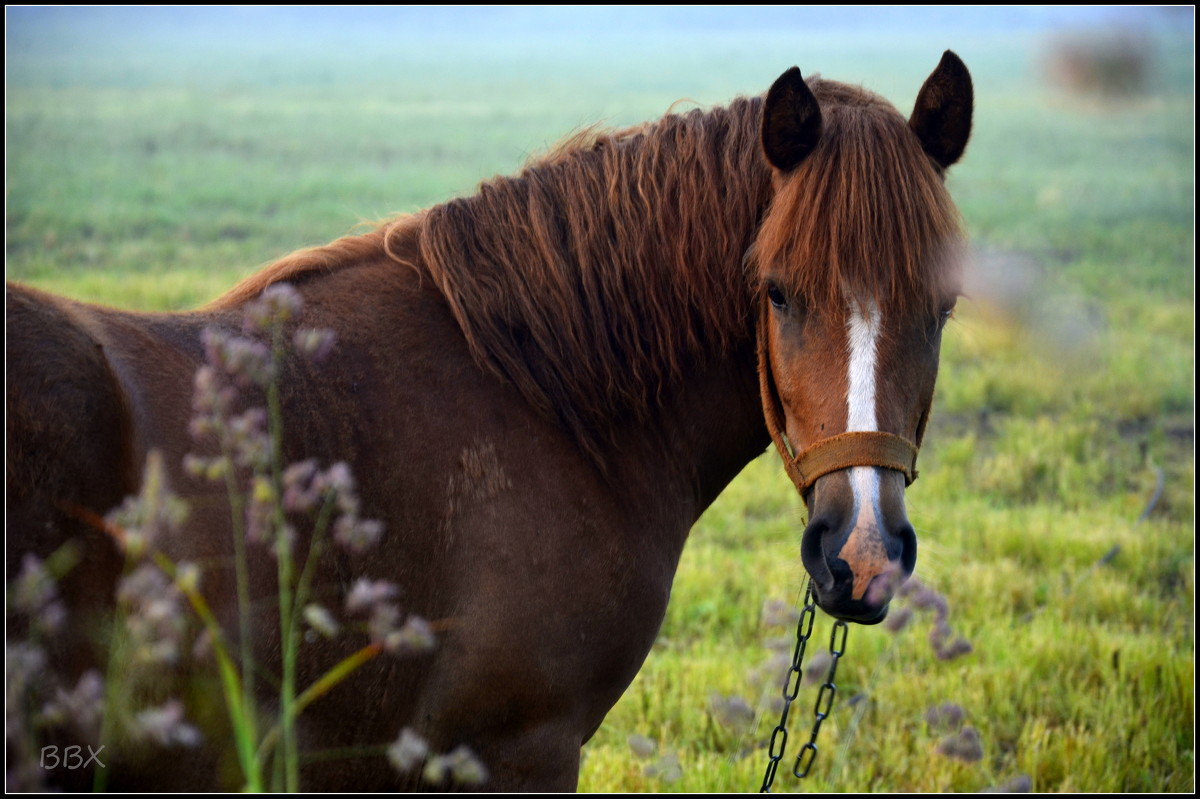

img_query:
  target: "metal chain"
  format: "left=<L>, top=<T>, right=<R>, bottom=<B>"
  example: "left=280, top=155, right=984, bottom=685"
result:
left=759, top=581, right=849, bottom=792
left=791, top=617, right=847, bottom=779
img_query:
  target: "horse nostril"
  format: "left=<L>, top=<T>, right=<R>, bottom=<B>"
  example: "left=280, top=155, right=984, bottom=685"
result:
left=800, top=515, right=836, bottom=592
left=894, top=521, right=917, bottom=576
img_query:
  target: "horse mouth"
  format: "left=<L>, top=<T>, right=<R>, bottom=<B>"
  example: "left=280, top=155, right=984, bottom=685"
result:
left=810, top=581, right=892, bottom=625
left=826, top=602, right=889, bottom=626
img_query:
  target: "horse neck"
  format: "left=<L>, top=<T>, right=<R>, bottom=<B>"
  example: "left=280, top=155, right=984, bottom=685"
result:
left=413, top=98, right=775, bottom=519
left=609, top=333, right=772, bottom=533
left=579, top=102, right=777, bottom=515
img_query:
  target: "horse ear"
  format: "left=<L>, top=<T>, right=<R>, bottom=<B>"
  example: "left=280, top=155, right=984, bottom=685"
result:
left=909, top=50, right=974, bottom=170
left=762, top=67, right=823, bottom=173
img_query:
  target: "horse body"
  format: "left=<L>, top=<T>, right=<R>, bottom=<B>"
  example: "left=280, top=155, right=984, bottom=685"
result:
left=6, top=54, right=971, bottom=791
left=9, top=247, right=767, bottom=791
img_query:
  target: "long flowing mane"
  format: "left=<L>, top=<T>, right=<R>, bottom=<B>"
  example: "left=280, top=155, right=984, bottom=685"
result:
left=390, top=98, right=772, bottom=455
left=211, top=79, right=962, bottom=458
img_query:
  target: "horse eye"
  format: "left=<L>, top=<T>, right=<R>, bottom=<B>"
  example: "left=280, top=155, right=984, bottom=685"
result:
left=766, top=283, right=788, bottom=310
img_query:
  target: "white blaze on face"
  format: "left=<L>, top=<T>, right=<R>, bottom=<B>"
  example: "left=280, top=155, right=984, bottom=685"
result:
left=846, top=300, right=882, bottom=531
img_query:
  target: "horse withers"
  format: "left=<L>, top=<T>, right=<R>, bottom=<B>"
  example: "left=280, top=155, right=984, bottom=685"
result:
left=6, top=52, right=971, bottom=790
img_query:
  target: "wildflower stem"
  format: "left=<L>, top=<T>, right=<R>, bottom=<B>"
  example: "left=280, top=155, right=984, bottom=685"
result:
left=292, top=492, right=337, bottom=639
left=92, top=546, right=140, bottom=794
left=219, top=447, right=260, bottom=775
left=37, top=539, right=84, bottom=582
left=294, top=642, right=383, bottom=714
left=152, top=552, right=263, bottom=791
left=267, top=326, right=301, bottom=792
left=254, top=642, right=384, bottom=767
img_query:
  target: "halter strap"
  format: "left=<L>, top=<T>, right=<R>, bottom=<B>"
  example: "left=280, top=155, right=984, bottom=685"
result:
left=756, top=294, right=920, bottom=496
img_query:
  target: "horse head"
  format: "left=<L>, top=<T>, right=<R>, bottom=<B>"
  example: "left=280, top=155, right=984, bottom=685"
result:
left=753, top=52, right=972, bottom=623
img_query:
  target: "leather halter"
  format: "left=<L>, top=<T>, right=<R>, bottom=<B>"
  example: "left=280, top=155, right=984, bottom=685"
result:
left=756, top=294, right=920, bottom=496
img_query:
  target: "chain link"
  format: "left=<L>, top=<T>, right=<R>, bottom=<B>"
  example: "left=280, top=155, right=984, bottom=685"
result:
left=791, top=619, right=847, bottom=779
left=759, top=582, right=849, bottom=792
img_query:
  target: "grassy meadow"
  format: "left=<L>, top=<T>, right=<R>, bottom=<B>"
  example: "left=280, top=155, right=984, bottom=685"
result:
left=6, top=7, right=1194, bottom=792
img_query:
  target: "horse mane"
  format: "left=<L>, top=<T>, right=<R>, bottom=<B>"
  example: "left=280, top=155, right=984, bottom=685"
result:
left=209, top=78, right=962, bottom=461
left=386, top=98, right=773, bottom=458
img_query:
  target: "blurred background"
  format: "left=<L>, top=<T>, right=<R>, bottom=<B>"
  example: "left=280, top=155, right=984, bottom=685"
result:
left=6, top=5, right=1194, bottom=793
left=7, top=6, right=1192, bottom=304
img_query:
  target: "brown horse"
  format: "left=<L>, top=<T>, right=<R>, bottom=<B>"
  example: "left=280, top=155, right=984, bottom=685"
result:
left=6, top=52, right=972, bottom=791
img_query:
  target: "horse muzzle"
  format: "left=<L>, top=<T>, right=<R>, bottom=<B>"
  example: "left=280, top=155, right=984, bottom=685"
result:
left=799, top=465, right=917, bottom=624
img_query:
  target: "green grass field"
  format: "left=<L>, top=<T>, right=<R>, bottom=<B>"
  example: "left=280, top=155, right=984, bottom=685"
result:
left=6, top=7, right=1194, bottom=792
